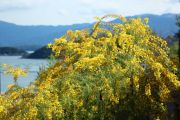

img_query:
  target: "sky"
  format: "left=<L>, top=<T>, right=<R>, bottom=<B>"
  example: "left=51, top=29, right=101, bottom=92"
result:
left=0, top=0, right=179, bottom=25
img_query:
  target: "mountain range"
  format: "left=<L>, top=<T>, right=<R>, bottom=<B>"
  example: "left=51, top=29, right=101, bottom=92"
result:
left=0, top=13, right=179, bottom=50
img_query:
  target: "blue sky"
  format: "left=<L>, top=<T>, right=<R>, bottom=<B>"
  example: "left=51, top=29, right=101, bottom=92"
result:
left=0, top=0, right=179, bottom=25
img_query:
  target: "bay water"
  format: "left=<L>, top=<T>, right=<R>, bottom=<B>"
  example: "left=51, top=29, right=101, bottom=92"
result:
left=0, top=56, right=49, bottom=93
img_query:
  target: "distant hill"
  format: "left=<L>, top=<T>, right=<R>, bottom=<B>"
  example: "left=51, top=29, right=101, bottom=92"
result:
left=0, top=13, right=178, bottom=49
left=25, top=46, right=52, bottom=59
left=0, top=21, right=91, bottom=48
left=0, top=47, right=27, bottom=56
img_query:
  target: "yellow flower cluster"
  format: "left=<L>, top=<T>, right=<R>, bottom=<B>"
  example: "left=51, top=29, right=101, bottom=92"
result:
left=75, top=54, right=105, bottom=71
left=0, top=15, right=179, bottom=120
left=1, top=64, right=27, bottom=84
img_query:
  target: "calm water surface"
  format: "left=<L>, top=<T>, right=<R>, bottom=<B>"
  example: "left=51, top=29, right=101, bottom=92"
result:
left=0, top=56, right=49, bottom=93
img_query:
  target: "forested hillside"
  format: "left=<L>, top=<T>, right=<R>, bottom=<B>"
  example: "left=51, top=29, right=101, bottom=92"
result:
left=0, top=14, right=178, bottom=49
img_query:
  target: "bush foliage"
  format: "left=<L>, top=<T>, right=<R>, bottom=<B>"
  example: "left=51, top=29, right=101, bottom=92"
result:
left=0, top=15, right=179, bottom=120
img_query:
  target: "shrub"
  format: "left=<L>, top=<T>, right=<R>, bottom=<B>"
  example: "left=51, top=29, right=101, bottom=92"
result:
left=0, top=15, right=179, bottom=120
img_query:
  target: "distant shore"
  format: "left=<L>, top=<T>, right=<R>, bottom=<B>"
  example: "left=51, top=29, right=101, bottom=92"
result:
left=0, top=47, right=27, bottom=56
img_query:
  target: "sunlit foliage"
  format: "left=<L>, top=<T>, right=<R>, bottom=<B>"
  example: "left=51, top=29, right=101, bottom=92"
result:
left=0, top=15, right=179, bottom=120
left=1, top=64, right=27, bottom=85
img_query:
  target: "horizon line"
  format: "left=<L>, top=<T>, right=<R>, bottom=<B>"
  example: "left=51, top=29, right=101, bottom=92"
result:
left=0, top=12, right=178, bottom=26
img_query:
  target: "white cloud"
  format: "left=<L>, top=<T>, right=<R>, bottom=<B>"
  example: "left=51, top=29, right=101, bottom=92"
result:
left=0, top=0, right=179, bottom=25
left=0, top=0, right=30, bottom=12
left=0, top=0, right=50, bottom=12
left=164, top=3, right=180, bottom=13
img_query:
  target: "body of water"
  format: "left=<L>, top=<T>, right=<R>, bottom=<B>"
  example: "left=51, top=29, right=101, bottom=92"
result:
left=0, top=56, right=49, bottom=93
